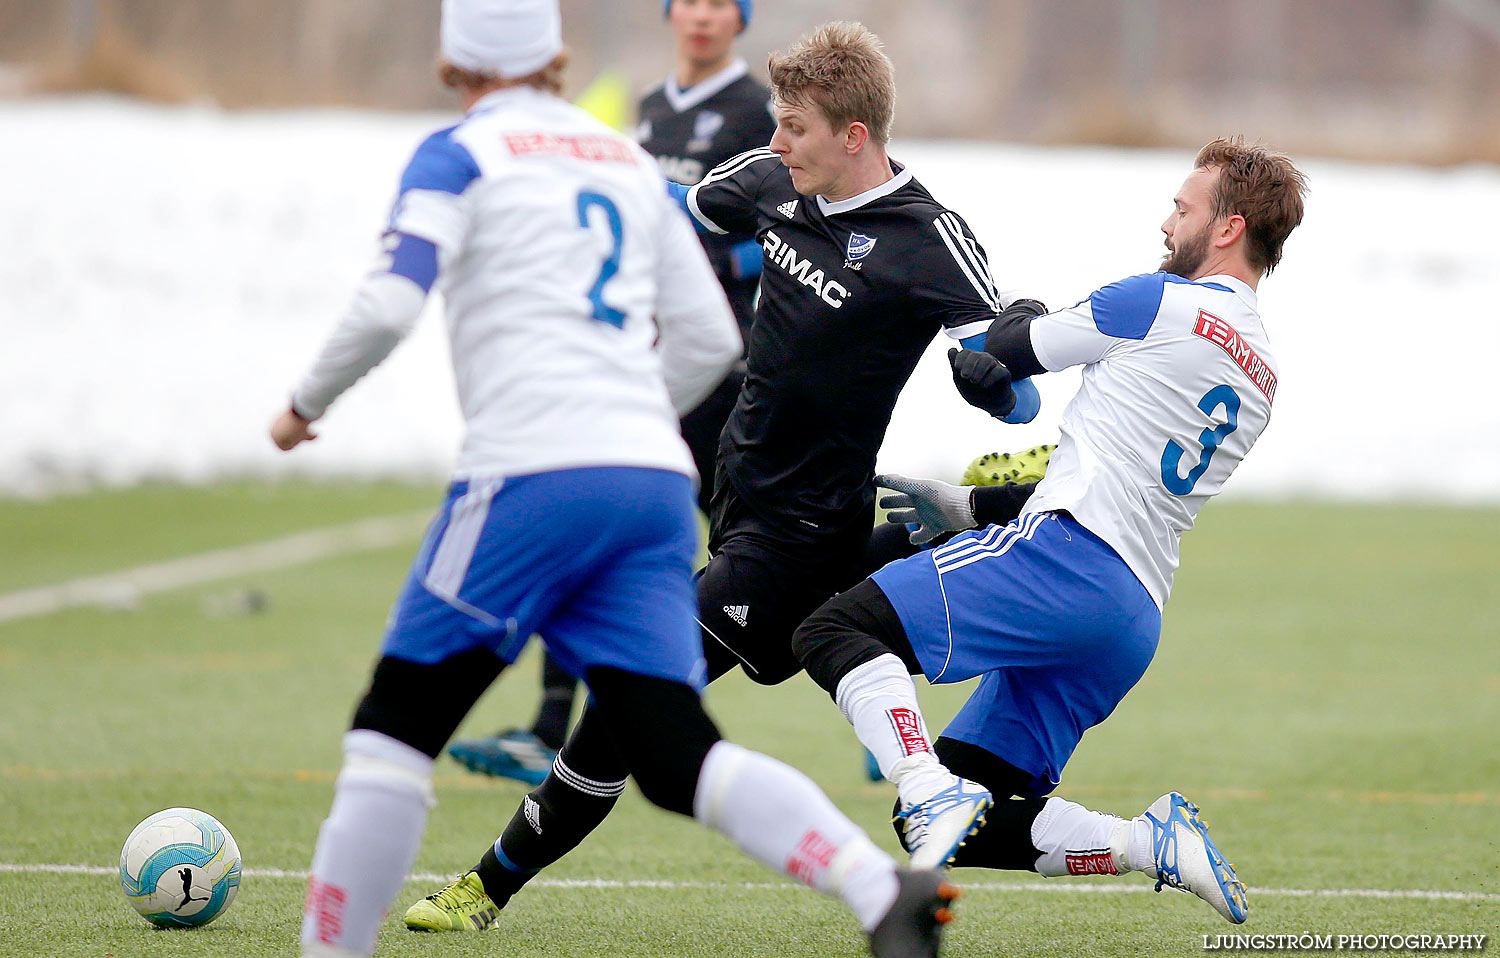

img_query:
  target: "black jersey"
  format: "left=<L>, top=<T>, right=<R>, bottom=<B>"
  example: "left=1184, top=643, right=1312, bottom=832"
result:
left=638, top=60, right=775, bottom=337
left=685, top=149, right=1014, bottom=529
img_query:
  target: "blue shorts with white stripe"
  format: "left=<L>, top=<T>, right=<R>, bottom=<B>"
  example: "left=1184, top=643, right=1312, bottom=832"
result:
left=871, top=511, right=1160, bottom=794
left=380, top=467, right=705, bottom=690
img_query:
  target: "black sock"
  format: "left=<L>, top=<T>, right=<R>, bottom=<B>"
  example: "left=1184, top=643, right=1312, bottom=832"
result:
left=529, top=654, right=577, bottom=751
left=473, top=771, right=624, bottom=902
left=473, top=704, right=629, bottom=903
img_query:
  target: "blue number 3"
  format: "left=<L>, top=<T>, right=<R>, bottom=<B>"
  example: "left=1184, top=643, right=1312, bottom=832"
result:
left=576, top=191, right=626, bottom=329
left=1160, top=384, right=1241, bottom=496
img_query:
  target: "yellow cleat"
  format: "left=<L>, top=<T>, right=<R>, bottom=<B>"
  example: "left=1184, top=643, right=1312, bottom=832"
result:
left=960, top=444, right=1055, bottom=487
left=403, top=871, right=501, bottom=932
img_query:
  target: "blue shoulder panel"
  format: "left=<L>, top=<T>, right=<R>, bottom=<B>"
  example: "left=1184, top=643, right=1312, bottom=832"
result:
left=399, top=126, right=481, bottom=197
left=1088, top=272, right=1166, bottom=340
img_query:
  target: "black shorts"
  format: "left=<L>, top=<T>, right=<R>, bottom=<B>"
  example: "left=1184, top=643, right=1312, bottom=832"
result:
left=697, top=477, right=873, bottom=686
left=678, top=368, right=744, bottom=515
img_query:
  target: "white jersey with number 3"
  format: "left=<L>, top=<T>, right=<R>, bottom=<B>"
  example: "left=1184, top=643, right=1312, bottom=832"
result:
left=1022, top=272, right=1277, bottom=607
left=382, top=86, right=737, bottom=479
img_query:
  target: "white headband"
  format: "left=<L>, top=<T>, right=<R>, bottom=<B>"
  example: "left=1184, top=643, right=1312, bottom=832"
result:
left=441, top=0, right=563, bottom=79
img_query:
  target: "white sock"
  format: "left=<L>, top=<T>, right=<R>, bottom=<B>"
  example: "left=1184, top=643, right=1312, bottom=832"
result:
left=1030, top=797, right=1129, bottom=878
left=300, top=730, right=436, bottom=957
left=834, top=655, right=953, bottom=804
left=694, top=741, right=899, bottom=931
left=1121, top=815, right=1157, bottom=874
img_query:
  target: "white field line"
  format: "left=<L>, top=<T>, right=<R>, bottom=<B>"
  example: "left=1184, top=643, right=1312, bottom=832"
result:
left=0, top=511, right=431, bottom=623
left=2, top=863, right=1495, bottom=902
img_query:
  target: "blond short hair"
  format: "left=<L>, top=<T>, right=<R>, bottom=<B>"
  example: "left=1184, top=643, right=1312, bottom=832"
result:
left=768, top=22, right=895, bottom=144
left=438, top=50, right=569, bottom=95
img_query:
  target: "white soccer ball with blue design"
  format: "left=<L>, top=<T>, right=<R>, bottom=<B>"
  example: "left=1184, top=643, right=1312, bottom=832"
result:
left=119, top=807, right=241, bottom=927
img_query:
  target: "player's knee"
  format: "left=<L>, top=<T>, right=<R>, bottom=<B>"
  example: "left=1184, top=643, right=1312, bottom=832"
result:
left=351, top=649, right=506, bottom=758
left=791, top=581, right=906, bottom=696
left=337, top=729, right=436, bottom=808
left=585, top=667, right=721, bottom=817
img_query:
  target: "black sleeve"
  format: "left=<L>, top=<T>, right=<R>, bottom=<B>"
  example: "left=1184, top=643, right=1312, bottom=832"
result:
left=970, top=482, right=1038, bottom=528
left=684, top=149, right=780, bottom=236
left=914, top=211, right=1004, bottom=340
left=984, top=299, right=1047, bottom=379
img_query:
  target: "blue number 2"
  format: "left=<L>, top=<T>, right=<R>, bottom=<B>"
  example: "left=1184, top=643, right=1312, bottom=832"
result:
left=1160, top=384, right=1241, bottom=495
left=576, top=191, right=626, bottom=329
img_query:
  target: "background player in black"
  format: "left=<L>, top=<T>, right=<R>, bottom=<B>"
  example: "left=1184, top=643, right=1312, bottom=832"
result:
left=403, top=21, right=1041, bottom=932
left=446, top=0, right=774, bottom=784
left=641, top=0, right=775, bottom=513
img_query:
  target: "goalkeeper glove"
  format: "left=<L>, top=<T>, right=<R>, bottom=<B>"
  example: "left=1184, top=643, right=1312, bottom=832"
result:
left=876, top=473, right=977, bottom=545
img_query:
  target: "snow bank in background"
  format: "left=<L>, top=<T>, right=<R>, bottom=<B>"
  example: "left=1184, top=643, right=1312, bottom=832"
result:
left=3, top=97, right=1497, bottom=501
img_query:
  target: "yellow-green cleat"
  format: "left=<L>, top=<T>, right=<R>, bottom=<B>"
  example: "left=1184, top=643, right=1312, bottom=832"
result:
left=960, top=444, right=1056, bottom=487
left=403, top=871, right=501, bottom=932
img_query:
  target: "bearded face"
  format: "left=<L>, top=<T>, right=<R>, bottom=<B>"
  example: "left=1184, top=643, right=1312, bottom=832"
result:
left=1160, top=218, right=1214, bottom=278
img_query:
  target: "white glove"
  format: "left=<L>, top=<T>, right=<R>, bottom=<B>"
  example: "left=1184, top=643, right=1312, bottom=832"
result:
left=875, top=473, right=977, bottom=545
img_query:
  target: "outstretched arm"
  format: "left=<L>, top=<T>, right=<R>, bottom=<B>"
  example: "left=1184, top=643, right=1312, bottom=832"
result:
left=272, top=128, right=477, bottom=451
left=271, top=235, right=435, bottom=451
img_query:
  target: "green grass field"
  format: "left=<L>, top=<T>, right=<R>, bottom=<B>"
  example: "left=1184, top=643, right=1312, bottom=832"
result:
left=2, top=483, right=1497, bottom=957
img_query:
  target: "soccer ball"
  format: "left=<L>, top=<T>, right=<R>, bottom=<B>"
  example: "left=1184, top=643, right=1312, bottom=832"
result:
left=119, top=807, right=241, bottom=927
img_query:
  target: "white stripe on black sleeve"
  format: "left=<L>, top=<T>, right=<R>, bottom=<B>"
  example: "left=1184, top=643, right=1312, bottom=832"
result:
left=947, top=213, right=1003, bottom=304
left=685, top=149, right=778, bottom=235
left=933, top=213, right=1000, bottom=313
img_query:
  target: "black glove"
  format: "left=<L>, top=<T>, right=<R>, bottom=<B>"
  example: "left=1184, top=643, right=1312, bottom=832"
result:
left=1003, top=298, right=1048, bottom=320
left=948, top=348, right=1016, bottom=418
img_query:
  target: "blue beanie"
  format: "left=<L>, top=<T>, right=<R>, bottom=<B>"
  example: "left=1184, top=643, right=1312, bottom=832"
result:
left=662, top=0, right=752, bottom=29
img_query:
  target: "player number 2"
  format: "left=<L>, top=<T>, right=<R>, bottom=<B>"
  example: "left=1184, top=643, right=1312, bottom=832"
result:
left=1160, top=384, right=1241, bottom=495
left=576, top=191, right=626, bottom=329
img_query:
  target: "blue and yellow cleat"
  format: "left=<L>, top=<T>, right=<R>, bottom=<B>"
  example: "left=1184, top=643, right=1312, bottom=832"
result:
left=1142, top=792, right=1248, bottom=923
left=898, top=778, right=993, bottom=871
left=447, top=728, right=557, bottom=786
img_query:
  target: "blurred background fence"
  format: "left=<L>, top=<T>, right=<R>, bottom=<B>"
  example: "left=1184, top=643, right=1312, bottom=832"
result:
left=3, top=0, right=1500, bottom=163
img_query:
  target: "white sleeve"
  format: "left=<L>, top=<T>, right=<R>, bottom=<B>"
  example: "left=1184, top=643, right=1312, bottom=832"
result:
left=289, top=270, right=428, bottom=419
left=652, top=203, right=742, bottom=415
left=1029, top=298, right=1117, bottom=372
left=1031, top=272, right=1169, bottom=371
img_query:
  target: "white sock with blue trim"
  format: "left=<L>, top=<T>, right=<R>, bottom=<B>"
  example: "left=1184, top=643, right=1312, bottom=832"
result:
left=301, top=730, right=435, bottom=957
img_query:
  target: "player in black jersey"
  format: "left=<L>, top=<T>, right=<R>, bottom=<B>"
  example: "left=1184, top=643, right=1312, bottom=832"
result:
left=403, top=22, right=1041, bottom=939
left=640, top=0, right=776, bottom=513
left=446, top=0, right=775, bottom=786
left=640, top=0, right=774, bottom=349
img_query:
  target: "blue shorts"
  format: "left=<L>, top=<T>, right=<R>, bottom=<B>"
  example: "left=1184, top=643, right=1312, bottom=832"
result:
left=381, top=467, right=706, bottom=689
left=871, top=512, right=1161, bottom=795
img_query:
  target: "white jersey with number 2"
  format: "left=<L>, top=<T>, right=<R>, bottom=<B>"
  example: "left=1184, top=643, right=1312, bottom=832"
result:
left=292, top=85, right=738, bottom=481
left=1022, top=271, right=1277, bottom=608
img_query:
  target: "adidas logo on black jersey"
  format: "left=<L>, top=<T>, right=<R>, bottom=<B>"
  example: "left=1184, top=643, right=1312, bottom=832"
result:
left=722, top=605, right=749, bottom=627
left=777, top=200, right=798, bottom=219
